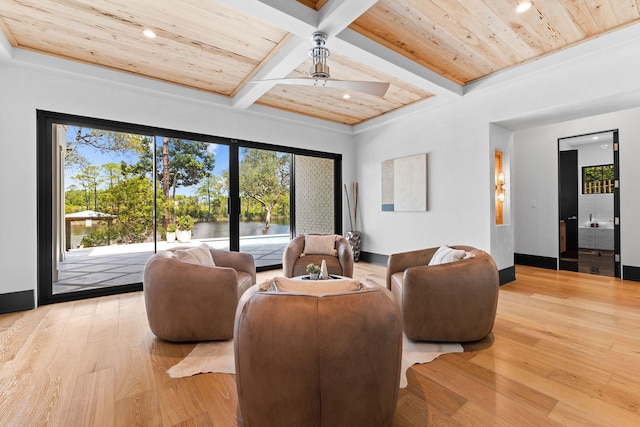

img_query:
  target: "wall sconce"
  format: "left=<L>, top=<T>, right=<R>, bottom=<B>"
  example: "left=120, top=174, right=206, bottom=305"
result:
left=496, top=172, right=506, bottom=203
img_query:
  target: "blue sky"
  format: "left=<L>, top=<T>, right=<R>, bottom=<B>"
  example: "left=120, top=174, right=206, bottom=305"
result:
left=65, top=127, right=229, bottom=197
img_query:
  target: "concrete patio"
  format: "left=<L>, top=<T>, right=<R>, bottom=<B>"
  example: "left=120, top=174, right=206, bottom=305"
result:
left=54, top=235, right=289, bottom=294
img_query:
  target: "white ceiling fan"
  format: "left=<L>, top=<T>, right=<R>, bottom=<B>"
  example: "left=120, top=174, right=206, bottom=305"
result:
left=251, top=32, right=390, bottom=98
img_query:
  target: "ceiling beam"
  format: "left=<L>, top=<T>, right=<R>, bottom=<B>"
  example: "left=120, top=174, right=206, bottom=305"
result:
left=226, top=0, right=461, bottom=111
left=232, top=35, right=308, bottom=109
left=334, top=28, right=463, bottom=100
left=215, top=0, right=317, bottom=36
left=229, top=0, right=378, bottom=109
left=317, top=0, right=378, bottom=39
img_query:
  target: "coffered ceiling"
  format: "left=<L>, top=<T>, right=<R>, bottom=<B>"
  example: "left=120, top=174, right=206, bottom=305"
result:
left=0, top=0, right=638, bottom=126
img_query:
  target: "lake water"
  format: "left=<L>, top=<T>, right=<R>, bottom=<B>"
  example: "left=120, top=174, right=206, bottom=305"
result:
left=69, top=219, right=290, bottom=248
left=192, top=219, right=290, bottom=239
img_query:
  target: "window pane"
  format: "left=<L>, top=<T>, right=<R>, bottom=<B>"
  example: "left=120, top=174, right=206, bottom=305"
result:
left=55, top=125, right=154, bottom=294
left=155, top=137, right=230, bottom=250
left=239, top=148, right=290, bottom=268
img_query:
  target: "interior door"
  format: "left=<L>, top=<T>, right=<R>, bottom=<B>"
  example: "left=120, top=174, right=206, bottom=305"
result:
left=559, top=150, right=579, bottom=270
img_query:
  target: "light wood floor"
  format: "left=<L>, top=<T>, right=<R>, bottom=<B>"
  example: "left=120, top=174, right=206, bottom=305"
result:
left=1, top=264, right=639, bottom=426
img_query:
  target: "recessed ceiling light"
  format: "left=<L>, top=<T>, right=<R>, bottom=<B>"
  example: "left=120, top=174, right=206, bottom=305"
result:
left=515, top=2, right=533, bottom=13
left=601, top=144, right=609, bottom=148
left=592, top=136, right=599, bottom=140
left=143, top=29, right=156, bottom=39
left=343, top=94, right=351, bottom=99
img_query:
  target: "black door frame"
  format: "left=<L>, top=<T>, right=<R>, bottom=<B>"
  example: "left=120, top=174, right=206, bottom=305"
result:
left=37, top=110, right=342, bottom=305
left=557, top=130, right=620, bottom=277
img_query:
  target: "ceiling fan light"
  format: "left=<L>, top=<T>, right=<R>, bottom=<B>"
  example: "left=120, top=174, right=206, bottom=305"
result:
left=311, top=62, right=330, bottom=78
left=309, top=45, right=330, bottom=78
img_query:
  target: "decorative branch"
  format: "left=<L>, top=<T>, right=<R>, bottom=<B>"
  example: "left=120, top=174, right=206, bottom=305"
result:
left=344, top=183, right=353, bottom=231
left=344, top=181, right=359, bottom=232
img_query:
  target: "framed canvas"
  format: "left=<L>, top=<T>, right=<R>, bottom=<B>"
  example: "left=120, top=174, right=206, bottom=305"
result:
left=381, top=153, right=427, bottom=211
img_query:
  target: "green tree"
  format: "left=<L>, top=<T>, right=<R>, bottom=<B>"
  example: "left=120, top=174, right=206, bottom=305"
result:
left=102, top=162, right=122, bottom=188
left=65, top=185, right=86, bottom=214
left=99, top=173, right=154, bottom=244
left=239, top=149, right=290, bottom=234
left=72, top=165, right=102, bottom=210
left=196, top=174, right=226, bottom=220
left=136, top=138, right=215, bottom=228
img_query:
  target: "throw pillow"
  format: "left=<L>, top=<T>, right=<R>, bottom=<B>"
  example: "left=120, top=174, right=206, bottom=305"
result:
left=303, top=234, right=338, bottom=256
left=270, top=276, right=362, bottom=294
left=428, top=245, right=467, bottom=265
left=175, top=244, right=216, bottom=267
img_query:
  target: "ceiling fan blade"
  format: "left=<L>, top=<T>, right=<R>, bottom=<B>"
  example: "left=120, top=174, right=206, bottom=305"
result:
left=252, top=77, right=390, bottom=97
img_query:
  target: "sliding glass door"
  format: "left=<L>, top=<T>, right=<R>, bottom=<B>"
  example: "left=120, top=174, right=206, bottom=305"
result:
left=54, top=124, right=156, bottom=294
left=38, top=111, right=341, bottom=304
left=238, top=148, right=291, bottom=268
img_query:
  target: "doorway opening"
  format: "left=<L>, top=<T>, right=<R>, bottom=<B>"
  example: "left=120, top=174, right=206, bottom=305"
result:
left=558, top=130, right=620, bottom=277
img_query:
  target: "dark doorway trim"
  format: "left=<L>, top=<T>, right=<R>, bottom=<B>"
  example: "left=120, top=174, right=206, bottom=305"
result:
left=557, top=130, right=620, bottom=278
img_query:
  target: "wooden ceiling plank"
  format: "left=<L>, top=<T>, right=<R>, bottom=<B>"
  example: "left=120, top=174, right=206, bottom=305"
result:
left=609, top=0, right=640, bottom=23
left=0, top=0, right=291, bottom=97
left=10, top=19, right=253, bottom=95
left=420, top=0, right=521, bottom=70
left=2, top=0, right=640, bottom=126
left=433, top=0, right=526, bottom=66
left=351, top=3, right=487, bottom=84
left=561, top=0, right=605, bottom=36
left=0, top=0, right=266, bottom=70
left=404, top=0, right=512, bottom=71
left=257, top=92, right=365, bottom=125
left=456, top=0, right=542, bottom=59
left=481, top=0, right=569, bottom=53
left=585, top=0, right=624, bottom=28
left=528, top=0, right=589, bottom=43
left=335, top=27, right=463, bottom=98
left=52, top=0, right=287, bottom=62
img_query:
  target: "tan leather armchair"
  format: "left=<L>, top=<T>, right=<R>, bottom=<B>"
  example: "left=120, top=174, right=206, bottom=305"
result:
left=234, top=279, right=402, bottom=427
left=143, top=246, right=255, bottom=342
left=282, top=234, right=354, bottom=278
left=387, top=245, right=499, bottom=342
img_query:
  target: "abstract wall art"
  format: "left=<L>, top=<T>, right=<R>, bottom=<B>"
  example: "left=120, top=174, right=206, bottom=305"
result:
left=381, top=153, right=427, bottom=212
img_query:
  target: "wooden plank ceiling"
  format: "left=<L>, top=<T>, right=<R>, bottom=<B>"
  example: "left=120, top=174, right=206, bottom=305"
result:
left=0, top=0, right=638, bottom=126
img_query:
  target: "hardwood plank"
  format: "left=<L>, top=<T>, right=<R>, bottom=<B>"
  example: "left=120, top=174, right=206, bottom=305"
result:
left=65, top=367, right=115, bottom=427
left=1, top=263, right=640, bottom=425
left=114, top=389, right=163, bottom=427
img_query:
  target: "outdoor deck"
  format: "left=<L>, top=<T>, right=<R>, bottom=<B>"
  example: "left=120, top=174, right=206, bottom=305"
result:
left=54, top=235, right=289, bottom=294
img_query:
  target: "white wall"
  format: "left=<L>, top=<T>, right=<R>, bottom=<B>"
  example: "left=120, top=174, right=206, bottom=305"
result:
left=3, top=21, right=640, bottom=304
left=0, top=59, right=355, bottom=300
left=354, top=103, right=491, bottom=257
left=353, top=23, right=640, bottom=272
left=513, top=108, right=640, bottom=271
